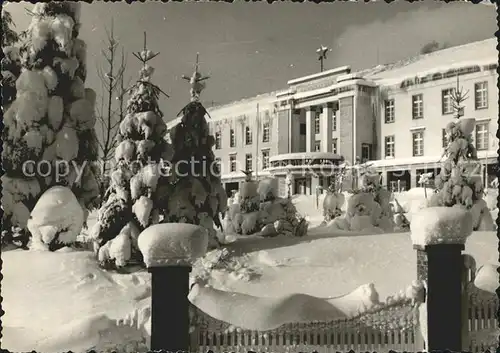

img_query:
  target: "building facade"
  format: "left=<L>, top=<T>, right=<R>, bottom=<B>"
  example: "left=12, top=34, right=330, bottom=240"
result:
left=167, top=38, right=498, bottom=196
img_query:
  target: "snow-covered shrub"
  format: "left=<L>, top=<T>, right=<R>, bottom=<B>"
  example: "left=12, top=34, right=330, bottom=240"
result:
left=27, top=186, right=84, bottom=251
left=2, top=3, right=99, bottom=249
left=325, top=167, right=394, bottom=233
left=257, top=177, right=278, bottom=202
left=223, top=175, right=308, bottom=238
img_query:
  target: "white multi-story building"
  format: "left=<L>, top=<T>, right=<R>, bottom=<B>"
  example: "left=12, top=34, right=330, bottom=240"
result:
left=167, top=38, right=498, bottom=196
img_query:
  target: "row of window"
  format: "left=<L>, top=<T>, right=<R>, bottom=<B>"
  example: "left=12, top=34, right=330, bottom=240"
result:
left=384, top=122, right=490, bottom=158
left=214, top=124, right=271, bottom=149
left=313, top=109, right=338, bottom=134
left=384, top=81, right=489, bottom=123
left=226, top=150, right=271, bottom=173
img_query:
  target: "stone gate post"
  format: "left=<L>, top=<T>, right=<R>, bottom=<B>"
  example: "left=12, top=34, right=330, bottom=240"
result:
left=138, top=223, right=209, bottom=352
left=410, top=207, right=473, bottom=352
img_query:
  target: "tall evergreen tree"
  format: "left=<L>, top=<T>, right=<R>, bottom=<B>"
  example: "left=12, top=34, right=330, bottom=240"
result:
left=165, top=53, right=227, bottom=247
left=1, top=3, right=100, bottom=249
left=90, top=32, right=171, bottom=268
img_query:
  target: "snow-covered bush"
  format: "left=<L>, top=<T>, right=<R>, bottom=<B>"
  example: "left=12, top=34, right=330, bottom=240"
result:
left=27, top=186, right=84, bottom=251
left=1, top=3, right=99, bottom=249
left=223, top=174, right=308, bottom=239
left=92, top=41, right=170, bottom=269
left=321, top=167, right=395, bottom=233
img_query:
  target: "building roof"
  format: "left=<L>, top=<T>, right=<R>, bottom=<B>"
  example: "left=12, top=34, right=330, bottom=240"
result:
left=358, top=38, right=497, bottom=86
left=166, top=38, right=497, bottom=126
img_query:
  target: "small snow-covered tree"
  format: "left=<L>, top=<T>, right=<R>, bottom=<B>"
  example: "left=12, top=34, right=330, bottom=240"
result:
left=1, top=3, right=100, bottom=249
left=165, top=53, right=227, bottom=247
left=90, top=32, right=171, bottom=268
left=430, top=76, right=494, bottom=230
left=1, top=9, right=21, bottom=109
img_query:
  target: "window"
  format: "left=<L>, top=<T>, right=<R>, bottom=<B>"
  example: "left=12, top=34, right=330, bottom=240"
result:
left=314, top=109, right=321, bottom=134
left=215, top=131, right=221, bottom=149
left=262, top=122, right=270, bottom=142
left=412, top=131, right=424, bottom=156
left=384, top=99, right=395, bottom=123
left=385, top=135, right=395, bottom=158
left=442, top=88, right=454, bottom=115
left=361, top=143, right=372, bottom=162
left=314, top=141, right=321, bottom=152
left=230, top=129, right=236, bottom=147
left=229, top=154, right=237, bottom=172
left=442, top=129, right=448, bottom=148
left=299, top=123, right=306, bottom=135
left=412, top=94, right=424, bottom=119
left=475, top=122, right=489, bottom=151
left=475, top=82, right=488, bottom=110
left=245, top=126, right=252, bottom=145
left=261, top=149, right=270, bottom=169
left=245, top=154, right=252, bottom=172
left=332, top=113, right=337, bottom=131
left=332, top=138, right=338, bottom=154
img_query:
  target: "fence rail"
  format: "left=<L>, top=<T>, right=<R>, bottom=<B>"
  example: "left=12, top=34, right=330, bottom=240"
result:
left=193, top=326, right=419, bottom=353
left=191, top=292, right=498, bottom=353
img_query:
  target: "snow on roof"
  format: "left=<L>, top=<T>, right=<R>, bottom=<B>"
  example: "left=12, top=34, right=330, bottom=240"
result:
left=360, top=38, right=497, bottom=86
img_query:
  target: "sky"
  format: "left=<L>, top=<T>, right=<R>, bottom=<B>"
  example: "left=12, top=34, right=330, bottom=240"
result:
left=5, top=0, right=497, bottom=121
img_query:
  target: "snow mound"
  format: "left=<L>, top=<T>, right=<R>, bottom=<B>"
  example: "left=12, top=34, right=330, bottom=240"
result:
left=474, top=263, right=498, bottom=294
left=2, top=250, right=151, bottom=352
left=138, top=223, right=209, bottom=267
left=188, top=282, right=380, bottom=331
left=20, top=313, right=148, bottom=353
left=27, top=186, right=84, bottom=250
left=410, top=207, right=473, bottom=247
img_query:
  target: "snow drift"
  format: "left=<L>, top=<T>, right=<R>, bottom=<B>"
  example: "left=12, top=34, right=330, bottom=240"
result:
left=188, top=282, right=380, bottom=331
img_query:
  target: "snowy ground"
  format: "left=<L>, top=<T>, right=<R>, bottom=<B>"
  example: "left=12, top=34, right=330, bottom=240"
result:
left=2, top=191, right=498, bottom=352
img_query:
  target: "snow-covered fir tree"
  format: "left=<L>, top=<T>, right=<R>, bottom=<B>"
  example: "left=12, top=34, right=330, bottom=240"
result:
left=430, top=76, right=495, bottom=230
left=2, top=9, right=21, bottom=109
left=91, top=32, right=171, bottom=268
left=1, top=3, right=100, bottom=249
left=165, top=53, right=227, bottom=247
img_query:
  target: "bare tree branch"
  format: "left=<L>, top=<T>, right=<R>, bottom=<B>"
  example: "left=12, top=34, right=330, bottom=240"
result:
left=94, top=17, right=128, bottom=196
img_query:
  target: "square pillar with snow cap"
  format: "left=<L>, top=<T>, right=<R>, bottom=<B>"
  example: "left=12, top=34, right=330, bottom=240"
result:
left=138, top=223, right=209, bottom=352
left=410, top=207, right=473, bottom=352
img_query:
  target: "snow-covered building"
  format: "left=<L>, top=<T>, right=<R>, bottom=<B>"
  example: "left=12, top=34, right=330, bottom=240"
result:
left=167, top=38, right=498, bottom=196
